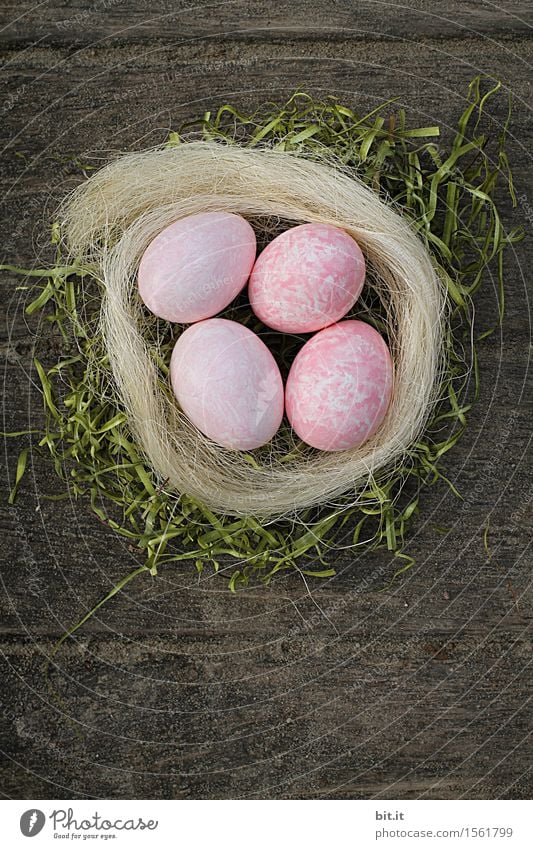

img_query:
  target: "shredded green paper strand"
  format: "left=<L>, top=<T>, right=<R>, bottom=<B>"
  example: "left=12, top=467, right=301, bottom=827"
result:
left=3, top=77, right=523, bottom=618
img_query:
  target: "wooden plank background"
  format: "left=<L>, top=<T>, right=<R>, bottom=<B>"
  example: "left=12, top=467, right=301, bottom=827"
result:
left=0, top=1, right=531, bottom=799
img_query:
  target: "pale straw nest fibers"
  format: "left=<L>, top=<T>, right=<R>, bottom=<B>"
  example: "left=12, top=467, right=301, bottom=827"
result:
left=60, top=141, right=445, bottom=519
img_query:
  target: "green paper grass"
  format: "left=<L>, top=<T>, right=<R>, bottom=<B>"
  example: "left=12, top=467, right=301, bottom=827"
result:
left=2, top=77, right=523, bottom=619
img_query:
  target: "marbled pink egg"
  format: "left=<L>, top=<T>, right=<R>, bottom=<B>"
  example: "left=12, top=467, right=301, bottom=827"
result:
left=170, top=318, right=284, bottom=450
left=285, top=320, right=393, bottom=451
left=138, top=212, right=256, bottom=323
left=248, top=222, right=365, bottom=333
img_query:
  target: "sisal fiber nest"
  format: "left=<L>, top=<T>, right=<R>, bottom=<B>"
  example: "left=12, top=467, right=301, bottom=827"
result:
left=60, top=141, right=445, bottom=519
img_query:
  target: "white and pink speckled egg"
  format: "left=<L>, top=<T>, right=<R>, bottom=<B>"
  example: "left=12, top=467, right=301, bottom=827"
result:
left=170, top=318, right=284, bottom=450
left=285, top=320, right=393, bottom=451
left=248, top=222, right=365, bottom=333
left=138, top=212, right=256, bottom=323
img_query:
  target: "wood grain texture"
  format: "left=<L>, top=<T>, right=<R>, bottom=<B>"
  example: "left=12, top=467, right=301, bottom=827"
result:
left=0, top=0, right=531, bottom=800
left=1, top=1, right=531, bottom=46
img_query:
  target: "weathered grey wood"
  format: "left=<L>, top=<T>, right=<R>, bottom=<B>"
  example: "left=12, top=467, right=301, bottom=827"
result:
left=0, top=0, right=531, bottom=800
left=0, top=1, right=531, bottom=46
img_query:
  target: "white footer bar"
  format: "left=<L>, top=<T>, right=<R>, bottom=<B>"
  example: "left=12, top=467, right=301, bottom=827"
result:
left=2, top=799, right=531, bottom=848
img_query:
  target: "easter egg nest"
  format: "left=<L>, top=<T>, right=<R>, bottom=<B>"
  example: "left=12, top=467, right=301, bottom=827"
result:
left=4, top=77, right=522, bottom=606
left=61, top=139, right=442, bottom=518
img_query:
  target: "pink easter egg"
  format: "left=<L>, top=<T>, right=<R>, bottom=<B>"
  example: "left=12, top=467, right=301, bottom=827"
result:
left=138, top=212, right=256, bottom=323
left=285, top=320, right=393, bottom=451
left=170, top=318, right=284, bottom=451
left=248, top=222, right=365, bottom=333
